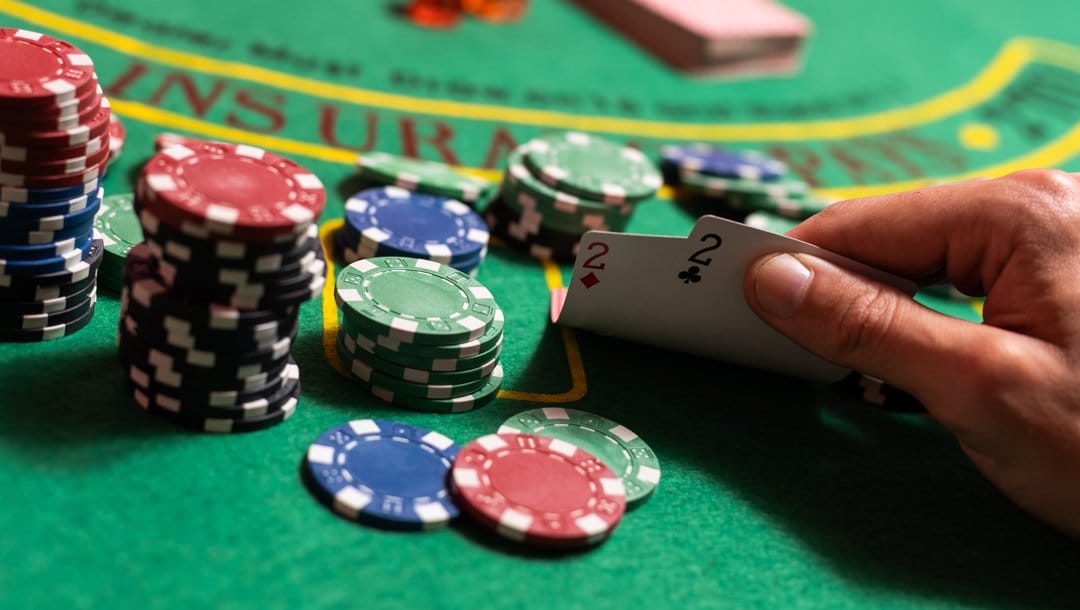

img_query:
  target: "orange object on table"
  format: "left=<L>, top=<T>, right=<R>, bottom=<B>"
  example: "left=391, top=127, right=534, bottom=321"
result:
left=462, top=0, right=529, bottom=22
left=407, top=0, right=463, bottom=28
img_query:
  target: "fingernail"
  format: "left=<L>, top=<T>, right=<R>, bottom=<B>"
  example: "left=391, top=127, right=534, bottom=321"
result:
left=754, top=254, right=812, bottom=319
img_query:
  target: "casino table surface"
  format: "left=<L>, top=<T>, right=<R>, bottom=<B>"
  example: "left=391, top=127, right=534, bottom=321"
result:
left=2, top=1, right=1080, bottom=608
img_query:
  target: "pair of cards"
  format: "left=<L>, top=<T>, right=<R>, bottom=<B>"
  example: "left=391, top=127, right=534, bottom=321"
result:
left=552, top=215, right=915, bottom=382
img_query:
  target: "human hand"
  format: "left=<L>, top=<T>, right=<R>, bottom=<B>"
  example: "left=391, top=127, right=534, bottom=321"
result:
left=744, top=170, right=1080, bottom=538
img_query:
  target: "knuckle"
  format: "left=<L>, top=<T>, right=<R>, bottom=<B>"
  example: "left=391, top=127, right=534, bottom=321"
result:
left=826, top=279, right=902, bottom=364
left=1006, top=168, right=1080, bottom=198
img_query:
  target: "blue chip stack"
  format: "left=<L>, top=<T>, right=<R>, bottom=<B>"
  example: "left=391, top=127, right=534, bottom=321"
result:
left=333, top=186, right=489, bottom=276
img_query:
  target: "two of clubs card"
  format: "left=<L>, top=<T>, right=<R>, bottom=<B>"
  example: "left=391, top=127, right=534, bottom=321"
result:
left=551, top=215, right=916, bottom=382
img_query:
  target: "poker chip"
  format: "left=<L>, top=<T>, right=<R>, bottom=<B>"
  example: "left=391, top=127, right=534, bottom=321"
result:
left=138, top=141, right=325, bottom=243
left=93, top=193, right=143, bottom=291
left=660, top=144, right=787, bottom=182
left=0, top=134, right=107, bottom=164
left=369, top=363, right=503, bottom=414
left=0, top=300, right=95, bottom=342
left=338, top=333, right=497, bottom=394
left=304, top=419, right=461, bottom=530
left=356, top=151, right=493, bottom=204
left=131, top=381, right=299, bottom=433
left=0, top=97, right=112, bottom=148
left=340, top=186, right=489, bottom=264
left=342, top=320, right=503, bottom=372
left=0, top=188, right=99, bottom=219
left=353, top=305, right=505, bottom=360
left=504, top=147, right=632, bottom=234
left=335, top=256, right=498, bottom=345
left=485, top=135, right=650, bottom=263
left=107, top=113, right=125, bottom=164
left=498, top=408, right=661, bottom=507
left=522, top=131, right=662, bottom=204
left=451, top=433, right=627, bottom=547
left=0, top=29, right=97, bottom=107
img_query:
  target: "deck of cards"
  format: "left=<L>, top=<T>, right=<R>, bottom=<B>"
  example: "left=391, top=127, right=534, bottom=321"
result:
left=571, top=0, right=811, bottom=77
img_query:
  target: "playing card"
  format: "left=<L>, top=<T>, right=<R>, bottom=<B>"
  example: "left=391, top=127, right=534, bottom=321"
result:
left=553, top=215, right=917, bottom=382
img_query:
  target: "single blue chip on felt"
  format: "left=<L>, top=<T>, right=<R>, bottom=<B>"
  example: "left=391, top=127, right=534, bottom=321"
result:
left=342, top=186, right=488, bottom=264
left=660, top=144, right=787, bottom=181
left=304, top=419, right=461, bottom=531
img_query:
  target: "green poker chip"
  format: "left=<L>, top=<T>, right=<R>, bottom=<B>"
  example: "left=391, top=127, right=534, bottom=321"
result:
left=339, top=330, right=501, bottom=385
left=743, top=211, right=800, bottom=235
left=337, top=334, right=497, bottom=400
left=502, top=146, right=633, bottom=234
left=522, top=131, right=663, bottom=204
left=94, top=192, right=143, bottom=264
left=356, top=151, right=494, bottom=203
left=376, top=361, right=504, bottom=414
left=498, top=407, right=661, bottom=507
left=351, top=305, right=505, bottom=359
left=335, top=256, right=499, bottom=345
left=342, top=317, right=503, bottom=372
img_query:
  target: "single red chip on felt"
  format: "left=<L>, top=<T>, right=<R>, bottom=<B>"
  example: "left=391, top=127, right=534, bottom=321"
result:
left=451, top=433, right=626, bottom=548
left=138, top=141, right=326, bottom=243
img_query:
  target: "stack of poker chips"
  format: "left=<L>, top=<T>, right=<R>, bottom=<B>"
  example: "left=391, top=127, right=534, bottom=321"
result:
left=335, top=256, right=504, bottom=413
left=333, top=186, right=489, bottom=277
left=0, top=29, right=110, bottom=342
left=660, top=143, right=835, bottom=221
left=486, top=131, right=662, bottom=262
left=117, top=141, right=327, bottom=433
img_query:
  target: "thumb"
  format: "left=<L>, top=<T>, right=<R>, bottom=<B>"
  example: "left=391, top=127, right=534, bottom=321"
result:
left=744, top=252, right=989, bottom=399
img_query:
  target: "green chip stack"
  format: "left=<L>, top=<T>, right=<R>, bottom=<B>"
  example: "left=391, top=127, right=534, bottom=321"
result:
left=334, top=256, right=505, bottom=413
left=92, top=193, right=143, bottom=292
left=486, top=131, right=662, bottom=262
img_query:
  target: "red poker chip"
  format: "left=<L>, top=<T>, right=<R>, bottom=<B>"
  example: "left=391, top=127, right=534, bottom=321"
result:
left=0, top=29, right=97, bottom=107
left=138, top=141, right=326, bottom=242
left=451, top=433, right=627, bottom=548
left=0, top=91, right=104, bottom=134
left=0, top=101, right=111, bottom=148
left=0, top=145, right=110, bottom=177
left=0, top=134, right=107, bottom=164
left=108, top=113, right=126, bottom=162
left=0, top=156, right=106, bottom=189
left=3, top=84, right=102, bottom=122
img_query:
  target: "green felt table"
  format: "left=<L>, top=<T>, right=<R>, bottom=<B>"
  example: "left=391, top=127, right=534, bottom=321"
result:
left=2, top=1, right=1080, bottom=608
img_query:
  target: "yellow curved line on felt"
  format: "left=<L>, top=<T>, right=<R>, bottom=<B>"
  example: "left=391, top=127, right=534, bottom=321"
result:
left=318, top=219, right=587, bottom=402
left=6, top=0, right=1080, bottom=141
left=109, top=98, right=1080, bottom=205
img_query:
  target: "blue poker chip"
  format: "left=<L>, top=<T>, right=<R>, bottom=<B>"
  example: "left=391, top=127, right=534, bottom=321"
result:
left=0, top=187, right=102, bottom=220
left=0, top=217, right=95, bottom=245
left=0, top=239, right=94, bottom=277
left=0, top=178, right=103, bottom=205
left=660, top=145, right=787, bottom=182
left=0, top=231, right=93, bottom=261
left=0, top=199, right=101, bottom=232
left=304, top=419, right=461, bottom=530
left=342, top=186, right=488, bottom=264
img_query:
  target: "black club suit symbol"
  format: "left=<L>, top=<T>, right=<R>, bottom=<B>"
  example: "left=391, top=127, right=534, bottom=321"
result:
left=679, top=266, right=702, bottom=284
